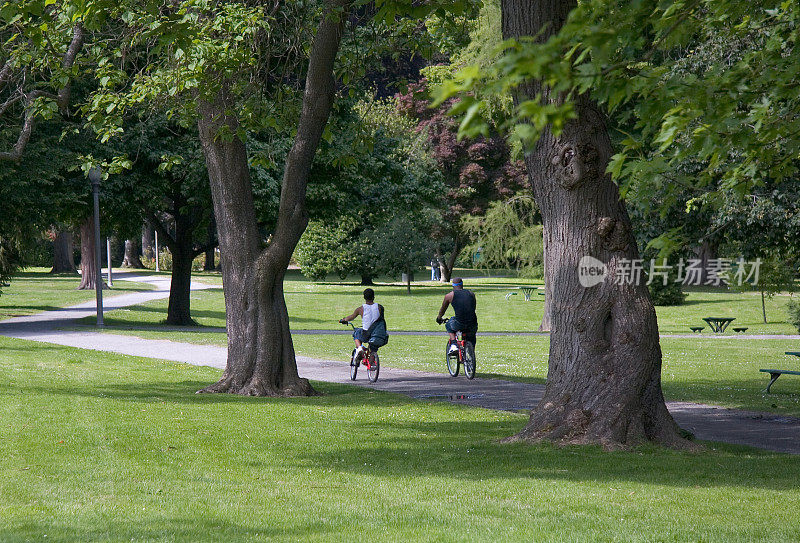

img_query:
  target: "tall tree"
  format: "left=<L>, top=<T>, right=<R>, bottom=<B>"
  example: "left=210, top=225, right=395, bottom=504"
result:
left=397, top=79, right=527, bottom=282
left=197, top=1, right=350, bottom=395
left=497, top=0, right=687, bottom=448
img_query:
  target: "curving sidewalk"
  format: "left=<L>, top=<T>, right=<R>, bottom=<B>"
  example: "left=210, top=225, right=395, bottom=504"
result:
left=1, top=271, right=800, bottom=454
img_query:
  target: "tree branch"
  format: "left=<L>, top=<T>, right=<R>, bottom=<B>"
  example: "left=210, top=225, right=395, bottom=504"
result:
left=146, top=211, right=177, bottom=250
left=259, top=0, right=350, bottom=269
left=0, top=24, right=84, bottom=162
left=0, top=59, right=13, bottom=89
left=57, top=24, right=85, bottom=111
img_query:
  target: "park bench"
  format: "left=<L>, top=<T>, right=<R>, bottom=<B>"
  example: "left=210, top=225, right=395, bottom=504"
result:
left=760, top=352, right=800, bottom=393
left=759, top=369, right=800, bottom=393
left=689, top=326, right=704, bottom=333
left=733, top=327, right=749, bottom=333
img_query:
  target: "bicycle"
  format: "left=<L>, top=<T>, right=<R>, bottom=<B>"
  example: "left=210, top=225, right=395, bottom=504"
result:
left=439, top=318, right=476, bottom=379
left=340, top=321, right=380, bottom=382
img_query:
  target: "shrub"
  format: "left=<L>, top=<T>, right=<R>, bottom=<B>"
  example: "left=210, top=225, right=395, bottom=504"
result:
left=648, top=279, right=686, bottom=306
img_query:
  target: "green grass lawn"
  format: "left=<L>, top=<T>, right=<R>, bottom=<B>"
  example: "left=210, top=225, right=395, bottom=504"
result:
left=73, top=269, right=800, bottom=334
left=2, top=335, right=800, bottom=542
left=57, top=321, right=800, bottom=417
left=0, top=268, right=154, bottom=319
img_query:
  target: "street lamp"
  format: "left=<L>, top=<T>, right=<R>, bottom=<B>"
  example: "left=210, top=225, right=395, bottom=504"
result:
left=89, top=167, right=104, bottom=326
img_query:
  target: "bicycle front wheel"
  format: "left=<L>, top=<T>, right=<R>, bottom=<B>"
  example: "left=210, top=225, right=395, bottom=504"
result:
left=446, top=342, right=459, bottom=377
left=463, top=342, right=476, bottom=379
left=367, top=352, right=380, bottom=382
left=350, top=349, right=358, bottom=381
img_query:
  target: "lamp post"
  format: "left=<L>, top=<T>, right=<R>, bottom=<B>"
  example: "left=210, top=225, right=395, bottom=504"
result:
left=89, top=167, right=104, bottom=326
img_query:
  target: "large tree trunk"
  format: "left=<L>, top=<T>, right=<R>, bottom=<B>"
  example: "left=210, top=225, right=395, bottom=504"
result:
left=122, top=238, right=145, bottom=268
left=196, top=1, right=348, bottom=397
left=360, top=274, right=374, bottom=285
left=141, top=223, right=154, bottom=261
left=503, top=0, right=689, bottom=449
left=203, top=215, right=217, bottom=271
left=51, top=230, right=76, bottom=274
left=77, top=217, right=104, bottom=290
left=539, top=234, right=552, bottom=331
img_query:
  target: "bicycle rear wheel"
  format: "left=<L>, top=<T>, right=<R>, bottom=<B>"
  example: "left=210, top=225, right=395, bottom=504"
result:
left=350, top=349, right=358, bottom=380
left=463, top=342, right=476, bottom=379
left=367, top=351, right=380, bottom=382
left=446, top=341, right=459, bottom=377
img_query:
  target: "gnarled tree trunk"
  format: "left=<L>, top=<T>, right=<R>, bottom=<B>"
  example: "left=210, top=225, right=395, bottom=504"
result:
left=539, top=234, right=551, bottom=332
left=123, top=238, right=145, bottom=268
left=197, top=1, right=348, bottom=396
left=51, top=230, right=76, bottom=274
left=503, top=0, right=689, bottom=449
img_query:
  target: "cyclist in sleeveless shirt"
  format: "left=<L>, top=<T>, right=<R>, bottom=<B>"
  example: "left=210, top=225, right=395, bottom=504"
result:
left=340, top=288, right=388, bottom=360
left=436, top=277, right=478, bottom=353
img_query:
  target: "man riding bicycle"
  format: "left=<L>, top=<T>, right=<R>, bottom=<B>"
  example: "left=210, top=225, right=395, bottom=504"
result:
left=339, top=288, right=388, bottom=360
left=436, top=277, right=477, bottom=353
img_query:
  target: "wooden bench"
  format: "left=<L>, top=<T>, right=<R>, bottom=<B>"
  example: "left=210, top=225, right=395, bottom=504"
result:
left=760, top=369, right=800, bottom=393
left=733, top=327, right=749, bottom=333
left=689, top=326, right=704, bottom=333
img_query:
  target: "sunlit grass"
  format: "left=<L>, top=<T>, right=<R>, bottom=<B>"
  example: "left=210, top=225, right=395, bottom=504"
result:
left=2, top=335, right=799, bottom=542
left=0, top=268, right=154, bottom=319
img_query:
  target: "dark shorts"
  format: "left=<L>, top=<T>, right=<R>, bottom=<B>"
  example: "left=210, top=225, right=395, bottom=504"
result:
left=445, top=317, right=477, bottom=345
left=353, top=328, right=387, bottom=349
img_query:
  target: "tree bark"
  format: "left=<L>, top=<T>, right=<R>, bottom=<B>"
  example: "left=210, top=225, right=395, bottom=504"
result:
left=51, top=230, right=76, bottom=274
left=761, top=290, right=767, bottom=323
left=122, top=238, right=145, bottom=268
left=77, top=217, right=105, bottom=290
left=148, top=207, right=201, bottom=326
left=167, top=246, right=195, bottom=325
left=203, top=215, right=217, bottom=271
left=142, top=223, right=155, bottom=262
left=360, top=274, right=374, bottom=285
left=539, top=234, right=552, bottom=331
left=196, top=1, right=349, bottom=396
left=694, top=239, right=718, bottom=286
left=502, top=0, right=689, bottom=449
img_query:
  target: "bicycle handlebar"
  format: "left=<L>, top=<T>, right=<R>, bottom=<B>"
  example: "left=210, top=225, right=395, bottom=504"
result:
left=340, top=320, right=356, bottom=330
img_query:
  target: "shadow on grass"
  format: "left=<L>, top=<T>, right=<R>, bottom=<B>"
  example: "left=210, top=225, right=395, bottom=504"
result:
left=13, top=377, right=800, bottom=490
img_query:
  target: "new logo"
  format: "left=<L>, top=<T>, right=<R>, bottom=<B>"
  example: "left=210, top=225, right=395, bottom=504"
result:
left=578, top=256, right=607, bottom=288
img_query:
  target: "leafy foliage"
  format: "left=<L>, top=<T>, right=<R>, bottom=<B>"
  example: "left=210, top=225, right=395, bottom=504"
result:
left=461, top=194, right=543, bottom=277
left=437, top=0, right=800, bottom=246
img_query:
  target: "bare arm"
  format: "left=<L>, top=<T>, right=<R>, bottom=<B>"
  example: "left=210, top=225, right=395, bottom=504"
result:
left=342, top=305, right=363, bottom=322
left=437, top=292, right=454, bottom=320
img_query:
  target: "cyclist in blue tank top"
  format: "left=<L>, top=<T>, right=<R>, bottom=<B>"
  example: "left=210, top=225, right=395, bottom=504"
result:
left=435, top=277, right=478, bottom=353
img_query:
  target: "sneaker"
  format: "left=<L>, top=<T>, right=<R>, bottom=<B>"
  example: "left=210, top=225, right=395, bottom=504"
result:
left=448, top=343, right=458, bottom=354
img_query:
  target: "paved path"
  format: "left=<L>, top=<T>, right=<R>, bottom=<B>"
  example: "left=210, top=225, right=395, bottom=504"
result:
left=67, top=323, right=800, bottom=341
left=2, top=271, right=800, bottom=454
